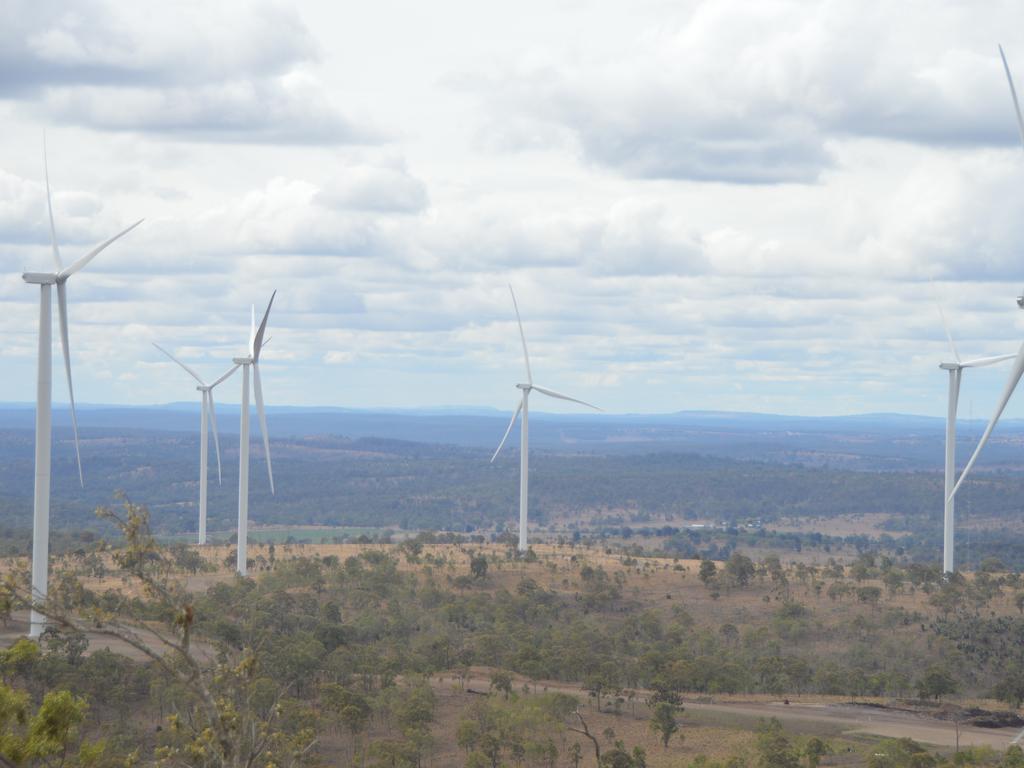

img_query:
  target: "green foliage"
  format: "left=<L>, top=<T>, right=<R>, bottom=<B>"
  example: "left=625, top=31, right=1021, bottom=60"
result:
left=456, top=694, right=569, bottom=768
left=724, top=553, right=756, bottom=588
left=0, top=682, right=101, bottom=768
left=469, top=555, right=488, bottom=580
left=993, top=665, right=1024, bottom=708
left=865, top=737, right=936, bottom=768
left=649, top=702, right=679, bottom=748
left=915, top=666, right=958, bottom=701
left=699, top=560, right=718, bottom=586
left=802, top=737, right=831, bottom=768
left=755, top=719, right=799, bottom=768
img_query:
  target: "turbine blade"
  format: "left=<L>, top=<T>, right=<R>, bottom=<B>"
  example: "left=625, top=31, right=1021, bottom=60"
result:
left=58, top=219, right=143, bottom=280
left=509, top=285, right=532, bottom=385
left=211, top=363, right=240, bottom=388
left=57, top=282, right=83, bottom=487
left=152, top=343, right=206, bottom=385
left=44, top=139, right=63, bottom=272
left=950, top=340, right=1024, bottom=500
left=491, top=398, right=524, bottom=463
left=249, top=305, right=256, bottom=357
left=532, top=384, right=602, bottom=411
left=961, top=353, right=1017, bottom=368
left=253, top=362, right=274, bottom=494
left=936, top=305, right=961, bottom=363
left=252, top=290, right=276, bottom=361
left=1000, top=45, right=1024, bottom=150
left=208, top=389, right=223, bottom=485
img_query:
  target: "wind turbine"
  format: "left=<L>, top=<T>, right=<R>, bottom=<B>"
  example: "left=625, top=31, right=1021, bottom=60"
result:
left=936, top=310, right=1014, bottom=574
left=490, top=286, right=600, bottom=552
left=233, top=293, right=276, bottom=576
left=22, top=148, right=142, bottom=637
left=152, top=345, right=239, bottom=545
left=945, top=46, right=1024, bottom=522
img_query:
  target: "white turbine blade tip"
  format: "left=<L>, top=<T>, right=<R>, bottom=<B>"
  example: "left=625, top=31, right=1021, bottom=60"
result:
left=59, top=218, right=143, bottom=280
left=491, top=399, right=523, bottom=462
left=999, top=45, right=1024, bottom=150
left=152, top=343, right=206, bottom=385
left=532, top=384, right=602, bottom=411
left=253, top=290, right=276, bottom=361
left=936, top=305, right=961, bottom=364
left=508, top=284, right=532, bottom=384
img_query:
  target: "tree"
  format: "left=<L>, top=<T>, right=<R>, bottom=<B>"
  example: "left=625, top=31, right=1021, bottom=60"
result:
left=0, top=683, right=104, bottom=768
left=4, top=496, right=318, bottom=768
left=994, top=666, right=1024, bottom=709
left=699, top=560, right=718, bottom=586
left=916, top=667, right=957, bottom=701
left=649, top=702, right=679, bottom=749
left=856, top=586, right=882, bottom=605
left=803, top=737, right=831, bottom=768
left=724, top=553, right=756, bottom=588
left=756, top=719, right=799, bottom=768
left=490, top=671, right=513, bottom=700
left=470, top=555, right=489, bottom=581
left=40, top=628, right=88, bottom=666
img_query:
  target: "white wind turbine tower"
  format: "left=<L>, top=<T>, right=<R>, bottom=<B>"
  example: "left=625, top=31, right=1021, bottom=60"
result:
left=233, top=292, right=276, bottom=576
left=22, top=150, right=142, bottom=637
left=491, top=286, right=600, bottom=552
left=936, top=310, right=1014, bottom=574
left=945, top=46, right=1024, bottom=528
left=152, top=345, right=239, bottom=545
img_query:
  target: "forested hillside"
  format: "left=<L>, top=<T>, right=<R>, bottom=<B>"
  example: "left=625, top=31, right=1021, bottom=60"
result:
left=3, top=424, right=1024, bottom=567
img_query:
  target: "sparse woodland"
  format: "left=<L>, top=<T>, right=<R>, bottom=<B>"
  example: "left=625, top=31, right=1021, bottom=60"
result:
left=2, top=500, right=1024, bottom=767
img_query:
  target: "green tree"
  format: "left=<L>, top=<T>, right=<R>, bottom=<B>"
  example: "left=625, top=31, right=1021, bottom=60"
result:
left=490, top=671, right=513, bottom=700
left=470, top=555, right=489, bottom=581
left=0, top=683, right=103, bottom=768
left=5, top=497, right=318, bottom=768
left=803, top=737, right=831, bottom=768
left=649, top=702, right=679, bottom=749
left=994, top=666, right=1024, bottom=709
left=724, top=553, right=756, bottom=588
left=756, top=719, right=799, bottom=768
left=915, top=667, right=957, bottom=701
left=699, top=560, right=718, bottom=586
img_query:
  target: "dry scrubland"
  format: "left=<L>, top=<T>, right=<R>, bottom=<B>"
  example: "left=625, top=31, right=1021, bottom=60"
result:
left=3, top=537, right=1024, bottom=767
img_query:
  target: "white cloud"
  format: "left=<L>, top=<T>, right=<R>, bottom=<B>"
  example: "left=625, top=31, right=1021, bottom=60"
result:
left=461, top=0, right=1024, bottom=183
left=0, top=0, right=372, bottom=144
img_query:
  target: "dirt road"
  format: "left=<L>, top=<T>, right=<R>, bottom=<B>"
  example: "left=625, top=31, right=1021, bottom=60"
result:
left=682, top=698, right=1020, bottom=749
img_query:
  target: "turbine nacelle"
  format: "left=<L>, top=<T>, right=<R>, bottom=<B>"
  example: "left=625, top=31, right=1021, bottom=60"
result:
left=23, top=272, right=58, bottom=285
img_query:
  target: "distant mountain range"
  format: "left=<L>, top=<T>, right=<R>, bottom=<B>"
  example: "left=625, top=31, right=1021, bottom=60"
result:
left=1, top=402, right=1023, bottom=470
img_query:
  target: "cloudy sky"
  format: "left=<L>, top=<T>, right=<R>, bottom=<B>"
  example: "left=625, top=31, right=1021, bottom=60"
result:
left=2, top=0, right=1024, bottom=416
